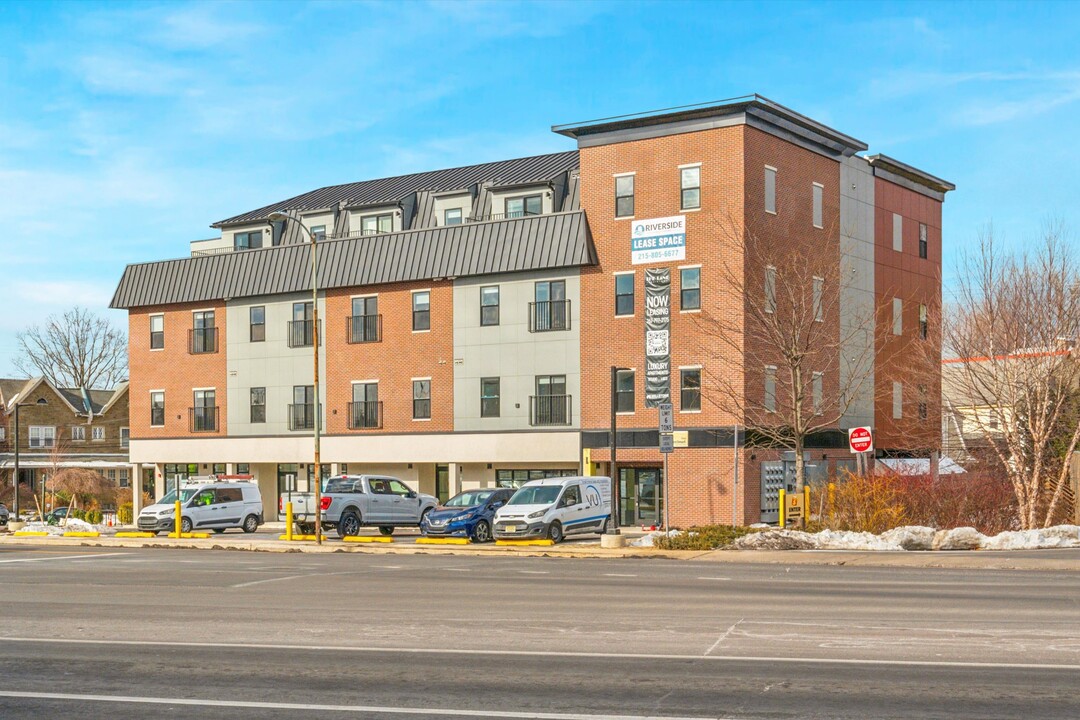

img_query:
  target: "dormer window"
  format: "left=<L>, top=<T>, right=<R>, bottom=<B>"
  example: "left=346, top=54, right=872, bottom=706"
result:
left=505, top=194, right=542, bottom=219
left=444, top=208, right=463, bottom=226
left=361, top=214, right=393, bottom=236
left=234, top=230, right=263, bottom=250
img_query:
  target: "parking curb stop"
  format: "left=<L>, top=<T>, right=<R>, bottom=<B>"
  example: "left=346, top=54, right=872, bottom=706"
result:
left=343, top=536, right=394, bottom=543
left=496, top=539, right=556, bottom=547
left=415, top=537, right=471, bottom=545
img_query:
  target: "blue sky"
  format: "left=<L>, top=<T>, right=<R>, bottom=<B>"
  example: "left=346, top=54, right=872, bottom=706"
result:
left=1, top=0, right=1078, bottom=376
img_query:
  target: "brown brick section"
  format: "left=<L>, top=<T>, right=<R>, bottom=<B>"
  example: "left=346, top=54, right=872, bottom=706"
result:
left=128, top=302, right=228, bottom=439
left=324, top=281, right=454, bottom=435
left=1, top=383, right=129, bottom=455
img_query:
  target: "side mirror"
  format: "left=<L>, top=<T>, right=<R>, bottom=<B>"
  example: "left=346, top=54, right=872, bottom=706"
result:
left=408, top=490, right=417, bottom=498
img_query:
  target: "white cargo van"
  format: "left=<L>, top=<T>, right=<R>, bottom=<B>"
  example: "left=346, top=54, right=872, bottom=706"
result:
left=137, top=479, right=264, bottom=535
left=492, top=476, right=611, bottom=543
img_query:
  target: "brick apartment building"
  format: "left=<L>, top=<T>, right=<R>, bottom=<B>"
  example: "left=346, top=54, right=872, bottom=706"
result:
left=111, top=95, right=952, bottom=526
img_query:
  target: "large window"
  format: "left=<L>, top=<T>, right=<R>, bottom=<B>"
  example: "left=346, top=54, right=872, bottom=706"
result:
left=250, top=306, right=265, bottom=342
left=680, top=165, right=700, bottom=210
left=29, top=426, right=55, bottom=449
left=495, top=469, right=576, bottom=489
left=150, top=391, right=165, bottom=427
left=250, top=387, right=266, bottom=424
left=192, top=389, right=216, bottom=432
left=191, top=310, right=216, bottom=354
left=812, top=183, right=823, bottom=228
left=290, top=385, right=316, bottom=430
left=413, top=379, right=431, bottom=420
left=505, top=195, right=542, bottom=218
left=412, top=291, right=430, bottom=331
left=350, top=296, right=380, bottom=343
left=350, top=382, right=380, bottom=429
left=234, top=230, right=262, bottom=250
left=680, top=267, right=700, bottom=310
left=532, top=279, right=568, bottom=332
left=616, top=370, right=635, bottom=413
left=480, top=286, right=500, bottom=326
left=615, top=174, right=634, bottom=218
left=290, top=301, right=314, bottom=347
left=680, top=368, right=701, bottom=412
left=615, top=273, right=634, bottom=316
left=765, top=166, right=777, bottom=214
left=533, top=375, right=569, bottom=425
left=361, top=214, right=393, bottom=235
left=150, top=314, right=164, bottom=350
left=480, top=378, right=500, bottom=418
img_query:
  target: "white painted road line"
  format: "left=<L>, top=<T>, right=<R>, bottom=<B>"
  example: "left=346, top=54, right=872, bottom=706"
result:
left=0, top=690, right=725, bottom=720
left=697, top=577, right=731, bottom=581
left=519, top=570, right=549, bottom=574
left=3, top=637, right=1079, bottom=671
left=0, top=553, right=127, bottom=565
left=603, top=573, right=637, bottom=578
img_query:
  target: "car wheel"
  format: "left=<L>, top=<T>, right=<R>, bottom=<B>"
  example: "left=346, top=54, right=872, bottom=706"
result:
left=242, top=515, right=259, bottom=534
left=338, top=511, right=361, bottom=537
left=180, top=517, right=193, bottom=534
left=472, top=520, right=492, bottom=543
left=547, top=521, right=563, bottom=543
left=213, top=528, right=226, bottom=534
left=378, top=526, right=394, bottom=536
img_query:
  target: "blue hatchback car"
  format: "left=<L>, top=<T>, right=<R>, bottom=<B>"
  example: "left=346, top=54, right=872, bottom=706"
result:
left=420, top=488, right=515, bottom=543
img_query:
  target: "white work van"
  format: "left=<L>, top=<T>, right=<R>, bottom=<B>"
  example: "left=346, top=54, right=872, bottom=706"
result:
left=137, top=479, right=264, bottom=535
left=492, top=476, right=611, bottom=543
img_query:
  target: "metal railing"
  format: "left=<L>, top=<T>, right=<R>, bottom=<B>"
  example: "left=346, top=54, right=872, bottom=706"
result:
left=529, top=300, right=571, bottom=332
left=189, top=406, right=219, bottom=433
left=348, top=400, right=383, bottom=429
left=466, top=210, right=543, bottom=223
left=190, top=246, right=238, bottom=257
left=287, top=320, right=320, bottom=348
left=529, top=394, right=572, bottom=426
left=347, top=314, right=382, bottom=344
left=188, top=327, right=218, bottom=354
left=288, top=404, right=319, bottom=431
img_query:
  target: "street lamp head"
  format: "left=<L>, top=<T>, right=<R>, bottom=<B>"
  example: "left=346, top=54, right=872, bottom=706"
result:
left=267, top=210, right=295, bottom=223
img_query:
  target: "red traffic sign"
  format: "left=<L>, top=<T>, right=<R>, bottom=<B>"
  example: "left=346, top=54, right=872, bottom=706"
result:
left=848, top=426, right=874, bottom=454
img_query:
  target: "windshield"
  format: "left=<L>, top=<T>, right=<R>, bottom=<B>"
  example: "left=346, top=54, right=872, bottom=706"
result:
left=157, top=488, right=197, bottom=505
left=444, top=490, right=494, bottom=508
left=507, top=485, right=561, bottom=506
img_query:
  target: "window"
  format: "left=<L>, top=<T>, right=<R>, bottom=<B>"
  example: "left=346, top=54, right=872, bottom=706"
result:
left=150, top=314, right=164, bottom=350
left=893, top=382, right=903, bottom=420
left=918, top=385, right=928, bottom=421
left=290, top=301, right=314, bottom=347
left=533, top=375, right=568, bottom=425
left=615, top=174, right=634, bottom=217
left=813, top=372, right=824, bottom=415
left=480, top=378, right=501, bottom=418
left=765, top=166, right=777, bottom=214
left=361, top=213, right=393, bottom=235
left=92, top=426, right=104, bottom=441
left=350, top=296, right=379, bottom=343
left=615, top=273, right=634, bottom=316
left=29, top=426, right=55, bottom=449
left=505, top=194, right=542, bottom=218
left=765, top=266, right=777, bottom=314
left=119, top=469, right=130, bottom=488
left=764, top=366, right=777, bottom=413
left=412, top=291, right=430, bottom=331
left=120, top=427, right=129, bottom=448
left=236, top=463, right=250, bottom=475
left=988, top=413, right=998, bottom=430
left=893, top=213, right=903, bottom=252
left=495, top=468, right=577, bottom=488
left=680, top=267, right=700, bottom=311
left=250, top=387, right=266, bottom=423
left=413, top=379, right=431, bottom=420
left=919, top=223, right=928, bottom=259
left=351, top=382, right=379, bottom=429
left=893, top=297, right=902, bottom=335
left=813, top=276, right=824, bottom=322
left=680, top=165, right=700, bottom=210
left=919, top=304, right=928, bottom=340
left=151, top=391, right=165, bottom=426
left=310, top=225, right=326, bottom=240
left=71, top=426, right=86, bottom=441
left=561, top=485, right=581, bottom=507
left=680, top=368, right=701, bottom=412
left=533, top=279, right=568, bottom=331
left=234, top=230, right=262, bottom=250
left=250, top=306, right=265, bottom=342
left=290, top=385, right=316, bottom=430
left=616, top=370, right=635, bottom=413
left=480, top=286, right=500, bottom=326
left=191, top=310, right=215, bottom=353
left=192, top=389, right=216, bottom=432
left=812, top=183, right=823, bottom=228
left=444, top=208, right=463, bottom=226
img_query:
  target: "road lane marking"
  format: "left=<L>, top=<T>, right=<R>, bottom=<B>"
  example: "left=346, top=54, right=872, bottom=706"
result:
left=443, top=568, right=472, bottom=572
left=3, top=637, right=1079, bottom=671
left=697, top=577, right=731, bottom=581
left=231, top=571, right=358, bottom=588
left=603, top=573, right=637, bottom=578
left=0, top=553, right=127, bottom=565
left=519, top=570, right=549, bottom=574
left=0, top=690, right=724, bottom=720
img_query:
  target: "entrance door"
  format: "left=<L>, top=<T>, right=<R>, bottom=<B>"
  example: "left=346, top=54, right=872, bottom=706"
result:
left=435, top=465, right=449, bottom=503
left=619, top=467, right=663, bottom=526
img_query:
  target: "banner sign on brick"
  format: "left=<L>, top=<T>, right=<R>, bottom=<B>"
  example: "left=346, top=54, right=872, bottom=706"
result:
left=645, top=267, right=671, bottom=407
left=631, top=215, right=686, bottom=265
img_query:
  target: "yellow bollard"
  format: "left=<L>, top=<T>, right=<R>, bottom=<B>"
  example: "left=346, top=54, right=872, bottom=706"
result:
left=804, top=485, right=811, bottom=529
left=174, top=501, right=182, bottom=537
left=286, top=502, right=294, bottom=542
left=778, top=488, right=786, bottom=528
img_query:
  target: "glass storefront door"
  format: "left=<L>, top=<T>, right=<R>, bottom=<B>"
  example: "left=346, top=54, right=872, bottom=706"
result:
left=619, top=467, right=663, bottom=526
left=435, top=465, right=449, bottom=504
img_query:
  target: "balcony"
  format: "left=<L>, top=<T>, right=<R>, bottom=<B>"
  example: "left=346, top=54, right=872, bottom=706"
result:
left=347, top=315, right=382, bottom=344
left=529, top=394, right=572, bottom=426
left=529, top=300, right=571, bottom=333
left=288, top=404, right=320, bottom=431
left=189, top=407, right=219, bottom=433
left=287, top=320, right=321, bottom=348
left=348, top=400, right=383, bottom=429
left=188, top=327, right=218, bottom=354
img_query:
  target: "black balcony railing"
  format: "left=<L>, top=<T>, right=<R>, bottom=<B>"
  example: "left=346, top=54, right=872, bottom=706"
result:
left=189, top=406, right=219, bottom=432
left=287, top=320, right=320, bottom=348
left=530, top=394, right=572, bottom=426
left=347, top=314, right=382, bottom=344
left=348, top=400, right=383, bottom=429
left=529, top=300, right=571, bottom=332
left=288, top=403, right=320, bottom=431
left=188, top=327, right=218, bottom=354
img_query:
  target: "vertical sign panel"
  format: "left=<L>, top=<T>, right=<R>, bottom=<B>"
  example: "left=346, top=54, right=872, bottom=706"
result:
left=645, top=267, right=671, bottom=407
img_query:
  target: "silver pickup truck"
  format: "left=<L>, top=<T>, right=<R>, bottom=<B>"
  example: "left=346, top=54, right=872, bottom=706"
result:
left=284, top=474, right=437, bottom=537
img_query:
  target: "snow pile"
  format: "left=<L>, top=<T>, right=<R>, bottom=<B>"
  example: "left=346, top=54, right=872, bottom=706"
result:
left=21, top=522, right=66, bottom=536
left=815, top=529, right=902, bottom=551
left=880, top=526, right=937, bottom=551
left=933, top=527, right=986, bottom=551
left=17, top=518, right=104, bottom=535
left=631, top=530, right=689, bottom=547
left=732, top=529, right=817, bottom=550
left=981, top=525, right=1080, bottom=551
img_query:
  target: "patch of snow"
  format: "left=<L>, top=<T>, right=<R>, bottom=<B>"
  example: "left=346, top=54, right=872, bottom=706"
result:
left=933, top=526, right=986, bottom=551
left=881, top=526, right=937, bottom=551
left=732, top=529, right=817, bottom=550
left=815, top=529, right=902, bottom=551
left=630, top=530, right=686, bottom=547
left=980, top=525, right=1080, bottom=551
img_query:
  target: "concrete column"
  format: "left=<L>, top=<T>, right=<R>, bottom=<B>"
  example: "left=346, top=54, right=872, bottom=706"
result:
left=130, top=464, right=142, bottom=517
left=226, top=463, right=235, bottom=476
left=448, top=463, right=462, bottom=497
left=154, top=464, right=165, bottom=500
left=330, top=463, right=341, bottom=476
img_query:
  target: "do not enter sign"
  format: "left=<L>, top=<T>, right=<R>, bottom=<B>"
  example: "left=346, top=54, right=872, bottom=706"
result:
left=849, top=426, right=874, bottom=454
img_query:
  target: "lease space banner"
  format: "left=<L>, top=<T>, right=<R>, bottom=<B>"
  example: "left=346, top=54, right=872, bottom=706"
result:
left=645, top=267, right=671, bottom=407
left=631, top=215, right=686, bottom=265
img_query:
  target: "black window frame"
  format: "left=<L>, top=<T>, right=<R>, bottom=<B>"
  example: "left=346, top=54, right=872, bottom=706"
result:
left=234, top=230, right=263, bottom=251
left=412, top=291, right=431, bottom=331
left=615, top=274, right=634, bottom=316
left=680, top=368, right=701, bottom=412
left=150, top=391, right=165, bottom=427
left=412, top=379, right=431, bottom=420
left=250, top=387, right=266, bottom=424
left=680, top=165, right=701, bottom=210
left=920, top=303, right=929, bottom=340
left=616, top=370, right=635, bottom=413
left=680, top=267, right=701, bottom=310
left=250, top=306, right=265, bottom=342
left=505, top=194, right=542, bottom=218
left=919, top=223, right=928, bottom=259
left=615, top=174, right=634, bottom=218
left=480, top=285, right=500, bottom=326
left=480, top=377, right=500, bottom=418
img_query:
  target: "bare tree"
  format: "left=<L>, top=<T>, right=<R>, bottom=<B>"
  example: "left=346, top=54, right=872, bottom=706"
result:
left=48, top=468, right=113, bottom=525
left=944, top=225, right=1080, bottom=529
left=15, top=307, right=127, bottom=389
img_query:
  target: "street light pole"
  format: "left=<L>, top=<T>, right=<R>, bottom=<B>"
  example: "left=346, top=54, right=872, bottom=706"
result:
left=608, top=366, right=630, bottom=535
left=12, top=402, right=20, bottom=520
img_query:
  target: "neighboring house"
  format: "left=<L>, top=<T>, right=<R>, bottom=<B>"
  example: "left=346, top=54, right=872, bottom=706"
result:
left=110, top=95, right=952, bottom=526
left=0, top=377, right=135, bottom=510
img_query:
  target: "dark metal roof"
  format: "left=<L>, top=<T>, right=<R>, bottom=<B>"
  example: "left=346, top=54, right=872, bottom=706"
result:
left=112, top=211, right=596, bottom=309
left=213, top=151, right=580, bottom=228
left=866, top=154, right=955, bottom=193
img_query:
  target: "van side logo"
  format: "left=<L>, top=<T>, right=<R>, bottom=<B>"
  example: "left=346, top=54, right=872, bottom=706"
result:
left=584, top=485, right=602, bottom=508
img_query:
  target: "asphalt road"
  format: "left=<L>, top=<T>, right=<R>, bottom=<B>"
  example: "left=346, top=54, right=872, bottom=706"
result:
left=1, top=545, right=1078, bottom=719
